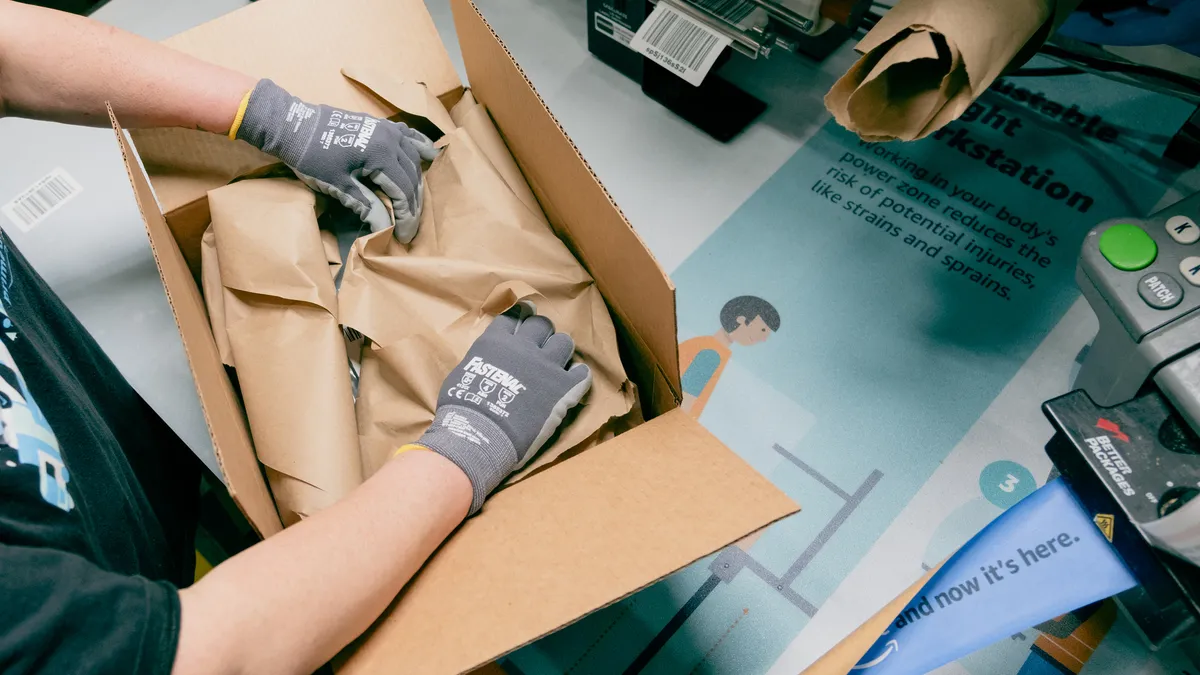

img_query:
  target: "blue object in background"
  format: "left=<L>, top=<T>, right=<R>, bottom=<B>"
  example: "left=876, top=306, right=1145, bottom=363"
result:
left=851, top=480, right=1137, bottom=675
left=1058, top=0, right=1200, bottom=55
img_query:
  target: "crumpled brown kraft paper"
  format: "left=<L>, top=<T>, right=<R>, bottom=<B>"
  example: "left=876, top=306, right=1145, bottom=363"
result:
left=338, top=93, right=637, bottom=482
left=826, top=0, right=1082, bottom=141
left=200, top=178, right=361, bottom=526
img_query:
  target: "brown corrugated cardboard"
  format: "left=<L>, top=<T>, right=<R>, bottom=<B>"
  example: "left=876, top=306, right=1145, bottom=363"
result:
left=451, top=0, right=683, bottom=417
left=339, top=409, right=796, bottom=674
left=106, top=0, right=800, bottom=670
left=108, top=107, right=284, bottom=536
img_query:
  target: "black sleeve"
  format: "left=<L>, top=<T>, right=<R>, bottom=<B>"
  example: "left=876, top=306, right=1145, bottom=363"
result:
left=0, top=544, right=180, bottom=675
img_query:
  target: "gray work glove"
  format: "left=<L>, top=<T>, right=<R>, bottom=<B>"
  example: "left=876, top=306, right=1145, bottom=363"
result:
left=235, top=79, right=438, bottom=243
left=417, top=306, right=593, bottom=515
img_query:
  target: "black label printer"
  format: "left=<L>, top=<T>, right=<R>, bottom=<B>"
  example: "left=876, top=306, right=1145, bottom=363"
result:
left=1045, top=192, right=1200, bottom=647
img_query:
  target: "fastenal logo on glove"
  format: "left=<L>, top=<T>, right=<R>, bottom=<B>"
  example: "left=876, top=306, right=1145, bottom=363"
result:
left=417, top=307, right=593, bottom=514
left=319, top=112, right=378, bottom=151
left=446, top=356, right=526, bottom=418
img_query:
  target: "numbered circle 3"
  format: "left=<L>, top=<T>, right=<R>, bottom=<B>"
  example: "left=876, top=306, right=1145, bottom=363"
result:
left=979, top=460, right=1037, bottom=509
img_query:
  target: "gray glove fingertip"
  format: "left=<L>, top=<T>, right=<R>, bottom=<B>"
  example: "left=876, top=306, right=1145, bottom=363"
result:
left=296, top=172, right=370, bottom=221
left=404, top=127, right=440, bottom=162
left=392, top=211, right=420, bottom=243
left=515, top=315, right=555, bottom=347
left=519, top=362, right=591, bottom=466
left=541, top=333, right=575, bottom=367
left=390, top=184, right=422, bottom=243
left=510, top=300, right=537, bottom=319
left=356, top=187, right=393, bottom=234
left=364, top=169, right=419, bottom=240
left=484, top=312, right=522, bottom=337
left=416, top=138, right=440, bottom=163
left=373, top=156, right=419, bottom=203
left=495, top=300, right=537, bottom=326
left=568, top=361, right=593, bottom=390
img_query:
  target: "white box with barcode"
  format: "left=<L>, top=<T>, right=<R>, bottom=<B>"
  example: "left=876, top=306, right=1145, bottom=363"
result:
left=629, top=1, right=732, bottom=86
left=2, top=167, right=84, bottom=232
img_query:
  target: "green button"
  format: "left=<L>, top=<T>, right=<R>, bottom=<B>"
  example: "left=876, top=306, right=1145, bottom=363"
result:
left=1100, top=224, right=1157, bottom=271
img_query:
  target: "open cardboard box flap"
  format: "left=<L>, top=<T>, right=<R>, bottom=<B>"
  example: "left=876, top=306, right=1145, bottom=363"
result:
left=111, top=0, right=799, bottom=670
left=338, top=407, right=793, bottom=673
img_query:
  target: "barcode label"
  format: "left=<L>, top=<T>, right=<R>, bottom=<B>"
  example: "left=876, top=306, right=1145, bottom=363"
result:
left=595, top=11, right=635, bottom=46
left=629, top=2, right=732, bottom=86
left=2, top=168, right=83, bottom=232
left=686, top=0, right=755, bottom=24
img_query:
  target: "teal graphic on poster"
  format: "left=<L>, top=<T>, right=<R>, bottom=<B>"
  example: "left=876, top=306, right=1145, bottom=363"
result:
left=980, top=460, right=1037, bottom=509
left=509, top=79, right=1182, bottom=675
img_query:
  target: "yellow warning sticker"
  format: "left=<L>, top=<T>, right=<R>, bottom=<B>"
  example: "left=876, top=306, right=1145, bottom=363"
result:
left=1094, top=513, right=1115, bottom=542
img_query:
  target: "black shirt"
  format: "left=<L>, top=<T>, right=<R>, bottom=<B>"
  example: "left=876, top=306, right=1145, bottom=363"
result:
left=0, top=232, right=200, bottom=674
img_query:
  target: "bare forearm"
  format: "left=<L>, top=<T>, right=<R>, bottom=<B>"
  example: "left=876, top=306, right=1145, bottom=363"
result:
left=0, top=1, right=255, bottom=132
left=174, top=451, right=471, bottom=675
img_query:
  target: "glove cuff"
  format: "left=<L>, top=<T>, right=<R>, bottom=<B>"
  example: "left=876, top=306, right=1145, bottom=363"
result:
left=417, top=406, right=517, bottom=515
left=235, top=79, right=314, bottom=166
left=227, top=90, right=253, bottom=141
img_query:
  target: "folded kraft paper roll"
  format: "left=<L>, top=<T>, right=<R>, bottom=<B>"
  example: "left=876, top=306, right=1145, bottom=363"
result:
left=338, top=93, right=637, bottom=483
left=826, top=0, right=1082, bottom=142
left=201, top=178, right=362, bottom=526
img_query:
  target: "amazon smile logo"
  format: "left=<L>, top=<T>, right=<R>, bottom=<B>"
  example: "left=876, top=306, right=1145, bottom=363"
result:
left=853, top=631, right=899, bottom=670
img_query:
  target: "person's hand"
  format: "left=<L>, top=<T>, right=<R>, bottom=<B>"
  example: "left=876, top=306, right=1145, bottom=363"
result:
left=233, top=79, right=438, bottom=243
left=411, top=304, right=592, bottom=514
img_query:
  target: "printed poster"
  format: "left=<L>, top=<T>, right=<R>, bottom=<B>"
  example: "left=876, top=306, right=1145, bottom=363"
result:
left=509, top=72, right=1195, bottom=675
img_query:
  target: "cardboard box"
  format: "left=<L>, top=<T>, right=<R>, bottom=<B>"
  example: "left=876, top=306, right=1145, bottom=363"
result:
left=107, top=0, right=798, bottom=671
